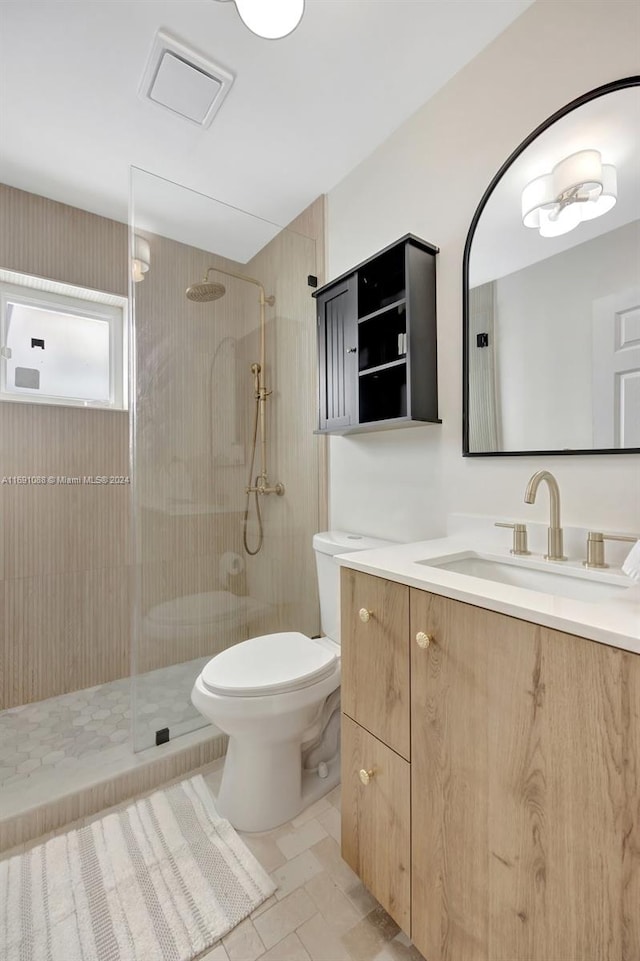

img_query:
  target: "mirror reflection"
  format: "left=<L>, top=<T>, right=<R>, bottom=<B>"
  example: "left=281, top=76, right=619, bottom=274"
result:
left=464, top=79, right=640, bottom=455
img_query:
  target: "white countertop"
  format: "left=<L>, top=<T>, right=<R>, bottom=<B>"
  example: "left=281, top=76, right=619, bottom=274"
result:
left=336, top=533, right=640, bottom=655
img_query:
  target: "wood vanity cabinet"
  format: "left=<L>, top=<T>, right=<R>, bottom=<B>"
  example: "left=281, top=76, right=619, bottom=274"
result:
left=340, top=567, right=640, bottom=961
left=340, top=570, right=411, bottom=931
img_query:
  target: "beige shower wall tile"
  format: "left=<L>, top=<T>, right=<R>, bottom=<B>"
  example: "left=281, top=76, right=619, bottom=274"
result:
left=4, top=482, right=130, bottom=579
left=1, top=404, right=130, bottom=579
left=137, top=505, right=243, bottom=566
left=134, top=552, right=257, bottom=674
left=0, top=184, right=128, bottom=295
left=2, top=565, right=131, bottom=708
left=0, top=403, right=128, bottom=477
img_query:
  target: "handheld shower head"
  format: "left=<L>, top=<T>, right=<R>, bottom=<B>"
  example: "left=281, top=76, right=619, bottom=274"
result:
left=186, top=280, right=226, bottom=303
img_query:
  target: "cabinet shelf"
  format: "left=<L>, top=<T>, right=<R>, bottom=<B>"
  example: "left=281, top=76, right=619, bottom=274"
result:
left=358, top=297, right=406, bottom=324
left=314, top=234, right=439, bottom=434
left=359, top=358, right=406, bottom=377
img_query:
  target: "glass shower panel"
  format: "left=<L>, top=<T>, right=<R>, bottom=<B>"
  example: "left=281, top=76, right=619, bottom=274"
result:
left=130, top=168, right=319, bottom=752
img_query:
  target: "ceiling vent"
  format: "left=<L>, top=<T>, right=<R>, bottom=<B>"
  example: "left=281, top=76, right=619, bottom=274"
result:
left=139, top=29, right=234, bottom=128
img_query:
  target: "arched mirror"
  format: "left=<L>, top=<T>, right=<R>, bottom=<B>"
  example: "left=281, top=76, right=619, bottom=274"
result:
left=463, top=76, right=640, bottom=456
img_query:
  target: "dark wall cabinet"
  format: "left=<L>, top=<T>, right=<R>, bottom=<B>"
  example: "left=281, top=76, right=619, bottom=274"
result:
left=314, top=234, right=439, bottom=434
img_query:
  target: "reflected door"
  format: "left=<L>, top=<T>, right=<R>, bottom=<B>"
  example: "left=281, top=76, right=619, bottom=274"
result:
left=592, top=286, right=640, bottom=447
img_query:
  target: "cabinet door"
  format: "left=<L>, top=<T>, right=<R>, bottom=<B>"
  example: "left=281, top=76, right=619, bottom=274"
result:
left=316, top=278, right=357, bottom=431
left=411, top=589, right=640, bottom=961
left=341, top=568, right=410, bottom=760
left=341, top=713, right=411, bottom=934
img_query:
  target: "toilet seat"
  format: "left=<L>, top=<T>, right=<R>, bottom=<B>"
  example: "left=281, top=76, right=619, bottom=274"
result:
left=201, top=632, right=337, bottom=697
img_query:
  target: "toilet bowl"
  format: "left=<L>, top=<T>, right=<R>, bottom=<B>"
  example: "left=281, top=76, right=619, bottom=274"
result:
left=191, top=531, right=395, bottom=832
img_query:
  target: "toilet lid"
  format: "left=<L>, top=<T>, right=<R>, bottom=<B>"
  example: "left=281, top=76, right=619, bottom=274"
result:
left=201, top=632, right=337, bottom=697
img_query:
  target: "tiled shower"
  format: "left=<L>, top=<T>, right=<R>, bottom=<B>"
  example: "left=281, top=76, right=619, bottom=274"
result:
left=0, top=174, right=325, bottom=847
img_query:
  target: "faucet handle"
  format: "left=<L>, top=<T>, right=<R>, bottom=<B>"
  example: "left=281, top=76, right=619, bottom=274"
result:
left=495, top=522, right=530, bottom=556
left=583, top=531, right=639, bottom=569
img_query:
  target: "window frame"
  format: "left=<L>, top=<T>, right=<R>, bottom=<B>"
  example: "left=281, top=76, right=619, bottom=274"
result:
left=0, top=274, right=128, bottom=410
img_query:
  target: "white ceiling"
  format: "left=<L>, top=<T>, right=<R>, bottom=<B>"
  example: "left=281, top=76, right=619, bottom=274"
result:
left=0, top=0, right=533, bottom=260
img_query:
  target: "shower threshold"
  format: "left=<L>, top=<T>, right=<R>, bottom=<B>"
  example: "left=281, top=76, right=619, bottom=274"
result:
left=0, top=657, right=219, bottom=825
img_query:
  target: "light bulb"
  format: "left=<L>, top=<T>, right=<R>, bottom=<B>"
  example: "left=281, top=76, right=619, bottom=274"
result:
left=538, top=203, right=582, bottom=238
left=132, top=259, right=146, bottom=283
left=234, top=0, right=305, bottom=39
left=132, top=236, right=150, bottom=282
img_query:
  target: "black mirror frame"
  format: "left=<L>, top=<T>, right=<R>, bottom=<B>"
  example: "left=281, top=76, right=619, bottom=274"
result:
left=462, top=75, right=640, bottom=457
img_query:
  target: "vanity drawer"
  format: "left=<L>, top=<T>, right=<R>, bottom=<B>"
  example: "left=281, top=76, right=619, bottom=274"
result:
left=340, top=568, right=410, bottom=759
left=341, top=713, right=411, bottom=935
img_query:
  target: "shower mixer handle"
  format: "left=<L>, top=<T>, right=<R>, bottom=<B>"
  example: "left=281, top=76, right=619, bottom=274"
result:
left=245, top=481, right=285, bottom=496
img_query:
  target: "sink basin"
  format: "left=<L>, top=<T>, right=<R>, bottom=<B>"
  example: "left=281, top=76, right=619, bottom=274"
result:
left=416, top=552, right=631, bottom=603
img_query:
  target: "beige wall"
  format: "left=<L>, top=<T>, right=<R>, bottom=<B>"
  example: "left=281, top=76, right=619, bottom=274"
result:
left=0, top=182, right=326, bottom=710
left=326, top=0, right=640, bottom=541
left=245, top=198, right=326, bottom=638
left=0, top=185, right=130, bottom=709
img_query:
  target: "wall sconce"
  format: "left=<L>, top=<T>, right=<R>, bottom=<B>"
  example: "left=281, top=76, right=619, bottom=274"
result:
left=132, top=235, right=150, bottom=283
left=521, top=149, right=617, bottom=238
left=215, top=0, right=305, bottom=39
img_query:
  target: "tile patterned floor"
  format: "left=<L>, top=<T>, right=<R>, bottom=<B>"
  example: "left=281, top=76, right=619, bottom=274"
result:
left=0, top=761, right=426, bottom=961
left=0, top=657, right=211, bottom=788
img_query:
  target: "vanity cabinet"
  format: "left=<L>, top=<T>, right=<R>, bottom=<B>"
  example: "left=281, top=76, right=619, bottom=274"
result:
left=341, top=714, right=411, bottom=934
left=314, top=235, right=439, bottom=434
left=340, top=568, right=640, bottom=960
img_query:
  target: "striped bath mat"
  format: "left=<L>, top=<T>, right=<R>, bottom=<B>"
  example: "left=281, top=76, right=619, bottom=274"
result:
left=1, top=775, right=276, bottom=961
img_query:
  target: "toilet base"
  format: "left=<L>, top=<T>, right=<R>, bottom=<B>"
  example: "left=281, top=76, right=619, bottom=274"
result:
left=215, top=735, right=340, bottom=833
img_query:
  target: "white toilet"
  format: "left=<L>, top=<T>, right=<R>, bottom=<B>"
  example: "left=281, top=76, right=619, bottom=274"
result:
left=191, top=530, right=394, bottom=832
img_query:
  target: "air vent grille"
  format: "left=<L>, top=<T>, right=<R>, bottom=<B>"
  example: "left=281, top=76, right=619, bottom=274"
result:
left=140, top=29, right=234, bottom=128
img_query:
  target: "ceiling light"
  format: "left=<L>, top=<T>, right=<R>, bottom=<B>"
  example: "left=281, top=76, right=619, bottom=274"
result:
left=132, top=236, right=150, bottom=283
left=222, top=0, right=305, bottom=39
left=521, top=149, right=617, bottom=238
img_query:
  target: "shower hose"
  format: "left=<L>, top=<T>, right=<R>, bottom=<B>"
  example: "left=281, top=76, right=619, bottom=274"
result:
left=242, top=391, right=263, bottom=555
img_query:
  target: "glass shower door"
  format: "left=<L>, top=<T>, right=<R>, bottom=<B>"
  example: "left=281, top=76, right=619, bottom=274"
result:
left=130, top=167, right=320, bottom=751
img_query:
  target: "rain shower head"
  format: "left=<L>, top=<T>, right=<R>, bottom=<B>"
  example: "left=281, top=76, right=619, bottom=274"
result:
left=185, top=280, right=226, bottom=303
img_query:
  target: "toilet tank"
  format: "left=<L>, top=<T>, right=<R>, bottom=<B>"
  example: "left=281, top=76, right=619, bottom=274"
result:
left=313, top=531, right=397, bottom=644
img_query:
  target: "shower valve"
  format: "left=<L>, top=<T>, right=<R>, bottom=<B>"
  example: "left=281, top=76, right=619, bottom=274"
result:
left=245, top=481, right=285, bottom=496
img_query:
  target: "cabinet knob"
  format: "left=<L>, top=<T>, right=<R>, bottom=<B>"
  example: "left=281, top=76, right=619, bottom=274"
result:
left=346, top=347, right=357, bottom=354
left=359, top=768, right=375, bottom=785
left=416, top=631, right=433, bottom=649
left=358, top=608, right=373, bottom=623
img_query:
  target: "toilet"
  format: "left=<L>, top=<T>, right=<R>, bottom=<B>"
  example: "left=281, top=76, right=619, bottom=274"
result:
left=191, top=530, right=394, bottom=832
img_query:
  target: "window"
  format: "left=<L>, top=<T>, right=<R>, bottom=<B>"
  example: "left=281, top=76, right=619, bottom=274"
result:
left=0, top=273, right=128, bottom=410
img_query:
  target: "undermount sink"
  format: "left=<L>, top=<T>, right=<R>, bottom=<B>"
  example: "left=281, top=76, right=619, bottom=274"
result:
left=416, top=551, right=631, bottom=603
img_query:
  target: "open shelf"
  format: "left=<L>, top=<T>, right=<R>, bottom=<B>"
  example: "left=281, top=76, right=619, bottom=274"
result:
left=359, top=358, right=406, bottom=377
left=358, top=304, right=406, bottom=372
left=359, top=364, right=408, bottom=424
left=358, top=245, right=406, bottom=319
left=358, top=297, right=406, bottom=325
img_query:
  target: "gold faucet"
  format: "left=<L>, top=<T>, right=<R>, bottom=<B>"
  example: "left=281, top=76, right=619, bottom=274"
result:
left=524, top=470, right=567, bottom=561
